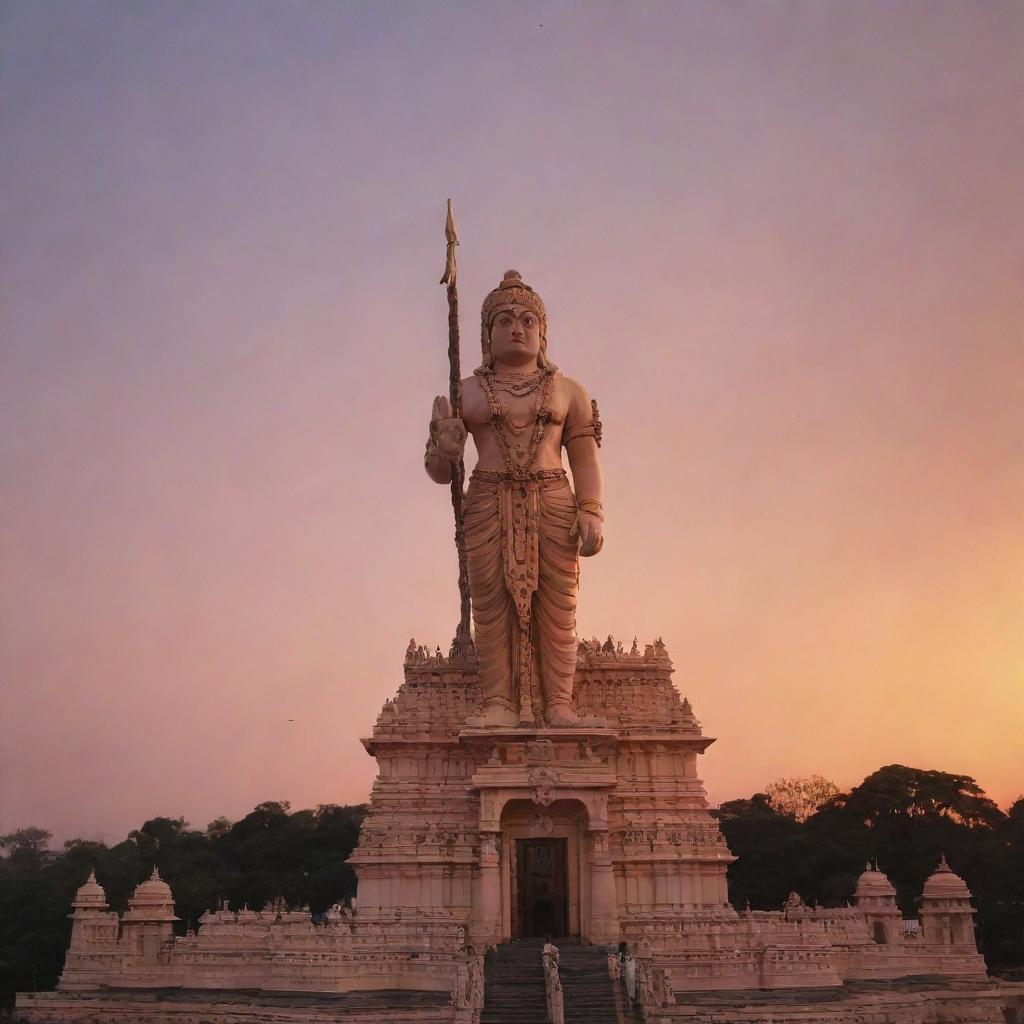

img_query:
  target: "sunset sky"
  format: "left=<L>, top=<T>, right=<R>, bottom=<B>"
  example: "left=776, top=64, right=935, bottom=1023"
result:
left=2, top=1, right=1021, bottom=844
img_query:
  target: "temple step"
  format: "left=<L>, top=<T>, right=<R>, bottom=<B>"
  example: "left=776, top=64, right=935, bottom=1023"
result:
left=557, top=943, right=621, bottom=1024
left=480, top=940, right=549, bottom=1024
left=481, top=940, right=619, bottom=1024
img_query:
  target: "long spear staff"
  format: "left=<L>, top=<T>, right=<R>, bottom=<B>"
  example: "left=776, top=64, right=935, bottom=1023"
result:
left=440, top=199, right=473, bottom=658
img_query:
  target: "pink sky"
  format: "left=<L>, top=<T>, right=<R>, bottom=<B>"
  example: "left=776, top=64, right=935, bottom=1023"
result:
left=2, top=1, right=1021, bottom=844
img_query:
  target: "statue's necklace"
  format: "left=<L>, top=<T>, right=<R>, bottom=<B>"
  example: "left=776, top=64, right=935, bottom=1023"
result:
left=490, top=368, right=545, bottom=398
left=479, top=368, right=554, bottom=473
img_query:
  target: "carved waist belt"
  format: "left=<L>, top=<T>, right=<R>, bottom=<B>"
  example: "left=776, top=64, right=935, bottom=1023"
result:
left=470, top=468, right=567, bottom=483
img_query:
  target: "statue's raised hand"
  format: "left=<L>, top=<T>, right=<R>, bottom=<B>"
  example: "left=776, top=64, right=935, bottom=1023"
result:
left=429, top=395, right=467, bottom=460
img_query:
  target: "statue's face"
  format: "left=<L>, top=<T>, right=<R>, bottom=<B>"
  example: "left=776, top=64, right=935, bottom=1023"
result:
left=489, top=306, right=541, bottom=367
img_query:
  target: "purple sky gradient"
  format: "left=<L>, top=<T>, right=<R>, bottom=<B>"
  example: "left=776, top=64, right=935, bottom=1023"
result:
left=2, top=0, right=1022, bottom=843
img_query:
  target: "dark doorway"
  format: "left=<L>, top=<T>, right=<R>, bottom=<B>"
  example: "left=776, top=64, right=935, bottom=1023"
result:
left=515, top=838, right=568, bottom=938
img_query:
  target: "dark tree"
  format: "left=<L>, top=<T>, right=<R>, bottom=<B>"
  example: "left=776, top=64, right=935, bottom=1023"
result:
left=719, top=766, right=1022, bottom=971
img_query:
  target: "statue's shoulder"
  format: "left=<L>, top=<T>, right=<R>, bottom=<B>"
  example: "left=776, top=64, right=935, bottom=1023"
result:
left=558, top=372, right=587, bottom=395
left=558, top=373, right=593, bottom=411
left=460, top=373, right=488, bottom=423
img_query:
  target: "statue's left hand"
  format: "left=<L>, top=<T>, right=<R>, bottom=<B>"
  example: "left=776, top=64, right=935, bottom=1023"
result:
left=570, top=512, right=604, bottom=557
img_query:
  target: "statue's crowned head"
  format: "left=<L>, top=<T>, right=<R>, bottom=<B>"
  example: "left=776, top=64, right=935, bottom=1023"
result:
left=480, top=269, right=549, bottom=369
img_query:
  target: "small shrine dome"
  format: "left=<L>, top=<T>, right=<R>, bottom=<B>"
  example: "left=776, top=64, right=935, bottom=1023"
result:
left=130, top=867, right=174, bottom=906
left=855, top=862, right=897, bottom=900
left=72, top=870, right=108, bottom=908
left=922, top=854, right=972, bottom=900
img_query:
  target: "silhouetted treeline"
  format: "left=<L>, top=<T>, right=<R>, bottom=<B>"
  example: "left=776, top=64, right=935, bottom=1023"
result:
left=717, top=765, right=1024, bottom=972
left=0, top=801, right=367, bottom=1009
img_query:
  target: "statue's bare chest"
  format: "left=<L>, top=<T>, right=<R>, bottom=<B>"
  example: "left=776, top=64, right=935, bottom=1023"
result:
left=462, top=374, right=568, bottom=431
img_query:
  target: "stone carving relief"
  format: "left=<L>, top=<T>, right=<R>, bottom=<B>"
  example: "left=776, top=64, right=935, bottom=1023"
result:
left=529, top=766, right=558, bottom=806
left=529, top=813, right=555, bottom=836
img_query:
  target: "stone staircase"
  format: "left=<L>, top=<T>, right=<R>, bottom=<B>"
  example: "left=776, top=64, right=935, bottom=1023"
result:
left=481, top=939, right=621, bottom=1024
left=558, top=942, right=622, bottom=1023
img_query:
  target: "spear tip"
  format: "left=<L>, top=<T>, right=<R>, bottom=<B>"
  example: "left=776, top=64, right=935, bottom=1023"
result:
left=441, top=198, right=459, bottom=285
left=444, top=199, right=458, bottom=243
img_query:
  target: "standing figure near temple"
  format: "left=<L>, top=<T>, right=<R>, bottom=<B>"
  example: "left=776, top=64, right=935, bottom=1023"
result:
left=425, top=270, right=604, bottom=727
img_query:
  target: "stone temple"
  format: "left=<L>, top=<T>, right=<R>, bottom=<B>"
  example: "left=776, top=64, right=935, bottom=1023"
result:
left=17, top=265, right=1019, bottom=1022
left=17, top=639, right=1017, bottom=1023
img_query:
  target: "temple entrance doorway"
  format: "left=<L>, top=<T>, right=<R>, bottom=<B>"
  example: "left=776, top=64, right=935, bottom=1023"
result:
left=515, top=838, right=568, bottom=938
left=500, top=799, right=587, bottom=941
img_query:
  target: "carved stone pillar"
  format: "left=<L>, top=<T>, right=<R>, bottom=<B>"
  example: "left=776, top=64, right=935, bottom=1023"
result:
left=589, top=828, right=618, bottom=944
left=474, top=830, right=502, bottom=946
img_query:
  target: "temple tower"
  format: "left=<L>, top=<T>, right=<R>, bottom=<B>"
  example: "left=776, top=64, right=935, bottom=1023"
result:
left=67, top=871, right=115, bottom=948
left=919, top=854, right=978, bottom=948
left=59, top=871, right=121, bottom=991
left=854, top=862, right=903, bottom=945
left=120, top=867, right=177, bottom=961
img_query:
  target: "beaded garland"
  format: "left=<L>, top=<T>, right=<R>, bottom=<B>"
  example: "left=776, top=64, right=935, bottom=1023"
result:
left=489, top=367, right=546, bottom=398
left=476, top=365, right=557, bottom=477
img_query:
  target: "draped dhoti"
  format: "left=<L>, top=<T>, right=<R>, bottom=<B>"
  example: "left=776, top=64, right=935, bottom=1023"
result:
left=464, top=469, right=579, bottom=722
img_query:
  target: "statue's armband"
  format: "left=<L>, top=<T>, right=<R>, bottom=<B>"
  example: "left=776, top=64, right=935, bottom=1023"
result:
left=562, top=399, right=603, bottom=448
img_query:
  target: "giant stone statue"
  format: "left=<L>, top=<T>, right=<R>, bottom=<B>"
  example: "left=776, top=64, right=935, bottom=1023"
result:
left=425, top=270, right=604, bottom=728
